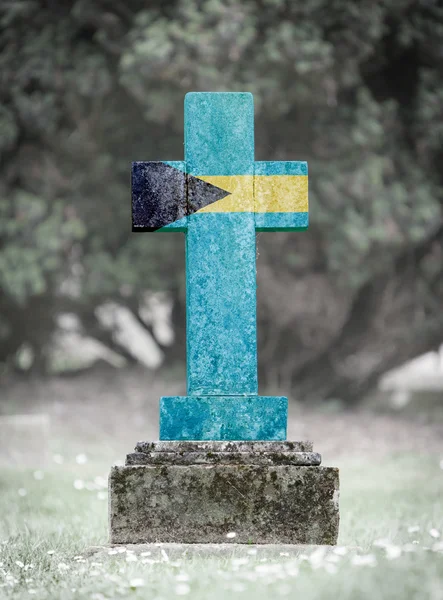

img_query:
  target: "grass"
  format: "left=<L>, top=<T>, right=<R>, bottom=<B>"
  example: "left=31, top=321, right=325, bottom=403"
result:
left=1, top=371, right=443, bottom=599
left=0, top=453, right=442, bottom=599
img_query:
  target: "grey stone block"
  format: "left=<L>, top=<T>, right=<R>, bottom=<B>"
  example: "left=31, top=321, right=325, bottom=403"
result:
left=109, top=446, right=339, bottom=544
left=126, top=451, right=321, bottom=466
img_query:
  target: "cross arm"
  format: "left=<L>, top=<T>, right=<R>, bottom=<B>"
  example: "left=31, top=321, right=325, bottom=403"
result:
left=254, top=161, right=308, bottom=231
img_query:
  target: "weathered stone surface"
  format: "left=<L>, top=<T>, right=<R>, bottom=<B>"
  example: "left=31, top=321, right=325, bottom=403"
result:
left=109, top=464, right=339, bottom=545
left=135, top=441, right=314, bottom=453
left=126, top=450, right=321, bottom=466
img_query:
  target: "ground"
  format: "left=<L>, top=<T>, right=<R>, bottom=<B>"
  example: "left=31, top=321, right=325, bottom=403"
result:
left=0, top=368, right=443, bottom=599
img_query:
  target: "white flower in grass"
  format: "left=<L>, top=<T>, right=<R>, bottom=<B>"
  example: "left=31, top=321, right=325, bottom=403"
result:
left=226, top=532, right=236, bottom=539
left=57, top=563, right=70, bottom=572
left=73, top=480, right=84, bottom=490
left=126, top=554, right=137, bottom=562
left=28, top=589, right=36, bottom=595
left=47, top=550, right=55, bottom=555
left=75, top=453, right=88, bottom=464
left=129, top=578, right=145, bottom=589
left=15, top=561, right=25, bottom=568
left=161, top=548, right=170, bottom=562
left=385, top=545, right=402, bottom=560
left=18, top=489, right=27, bottom=497
left=408, top=525, right=420, bottom=533
left=430, top=529, right=441, bottom=539
left=175, top=583, right=191, bottom=595
left=33, top=471, right=44, bottom=481
left=309, top=547, right=326, bottom=568
left=351, top=554, right=376, bottom=567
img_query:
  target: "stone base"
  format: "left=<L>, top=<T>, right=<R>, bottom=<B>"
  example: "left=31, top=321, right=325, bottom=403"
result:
left=109, top=442, right=339, bottom=545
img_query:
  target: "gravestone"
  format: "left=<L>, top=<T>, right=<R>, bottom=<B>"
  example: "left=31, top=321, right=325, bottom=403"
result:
left=109, top=92, right=339, bottom=544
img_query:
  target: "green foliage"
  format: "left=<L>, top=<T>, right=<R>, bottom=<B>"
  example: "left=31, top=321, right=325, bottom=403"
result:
left=0, top=192, right=85, bottom=304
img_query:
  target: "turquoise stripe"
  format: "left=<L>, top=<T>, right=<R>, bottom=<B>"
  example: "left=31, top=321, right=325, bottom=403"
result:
left=163, top=160, right=186, bottom=172
left=254, top=161, right=308, bottom=176
left=185, top=92, right=254, bottom=176
left=160, top=396, right=287, bottom=440
left=255, top=212, right=309, bottom=231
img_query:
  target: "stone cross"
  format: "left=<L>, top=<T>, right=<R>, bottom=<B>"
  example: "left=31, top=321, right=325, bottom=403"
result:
left=132, top=92, right=308, bottom=441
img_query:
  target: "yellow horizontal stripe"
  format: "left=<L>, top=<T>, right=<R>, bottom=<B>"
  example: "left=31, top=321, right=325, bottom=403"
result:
left=255, top=175, right=308, bottom=213
left=196, top=176, right=254, bottom=212
left=195, top=175, right=308, bottom=213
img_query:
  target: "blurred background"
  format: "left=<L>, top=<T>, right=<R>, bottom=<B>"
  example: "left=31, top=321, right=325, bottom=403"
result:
left=1, top=0, right=443, bottom=453
left=1, top=8, right=443, bottom=599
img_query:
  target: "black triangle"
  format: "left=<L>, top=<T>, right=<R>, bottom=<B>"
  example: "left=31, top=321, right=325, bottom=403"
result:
left=132, top=162, right=230, bottom=232
left=187, top=174, right=231, bottom=216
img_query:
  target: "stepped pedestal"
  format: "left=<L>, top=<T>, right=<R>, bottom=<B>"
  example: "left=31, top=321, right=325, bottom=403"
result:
left=109, top=441, right=339, bottom=545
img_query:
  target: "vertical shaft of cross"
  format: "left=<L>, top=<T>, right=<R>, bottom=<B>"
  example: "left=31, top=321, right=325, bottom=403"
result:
left=184, top=93, right=258, bottom=396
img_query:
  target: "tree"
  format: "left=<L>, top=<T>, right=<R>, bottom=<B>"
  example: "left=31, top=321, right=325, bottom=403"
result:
left=1, top=0, right=442, bottom=402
